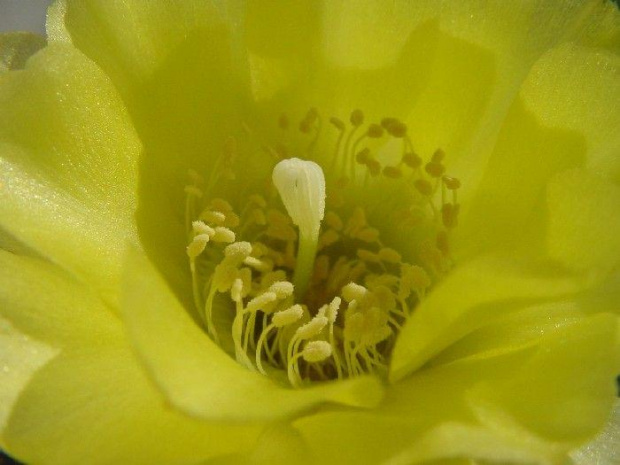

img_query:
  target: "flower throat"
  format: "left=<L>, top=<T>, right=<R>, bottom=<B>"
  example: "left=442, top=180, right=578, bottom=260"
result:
left=185, top=109, right=460, bottom=387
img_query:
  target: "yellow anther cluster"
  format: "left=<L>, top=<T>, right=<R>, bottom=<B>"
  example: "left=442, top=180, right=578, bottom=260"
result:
left=181, top=107, right=459, bottom=387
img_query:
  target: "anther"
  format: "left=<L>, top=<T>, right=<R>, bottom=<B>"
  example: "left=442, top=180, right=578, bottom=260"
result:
left=425, top=161, right=445, bottom=178
left=379, top=247, right=402, bottom=264
left=319, top=229, right=340, bottom=249
left=383, top=166, right=403, bottom=179
left=442, top=176, right=461, bottom=190
left=432, top=149, right=446, bottom=163
left=356, top=148, right=371, bottom=165
left=402, top=152, right=422, bottom=169
left=210, top=199, right=234, bottom=213
left=223, top=212, right=241, bottom=228
left=243, top=256, right=274, bottom=273
left=269, top=281, right=295, bottom=299
left=224, top=241, right=252, bottom=260
left=350, top=109, right=364, bottom=127
left=245, top=292, right=278, bottom=314
left=366, top=124, right=384, bottom=138
left=302, top=341, right=333, bottom=363
left=272, top=304, right=304, bottom=327
left=200, top=210, right=226, bottom=225
left=326, top=296, right=341, bottom=323
left=342, top=282, right=368, bottom=303
left=325, top=211, right=344, bottom=231
left=414, top=179, right=433, bottom=196
left=402, top=264, right=431, bottom=290
left=296, top=316, right=328, bottom=340
left=357, top=249, right=380, bottom=263
left=192, top=220, right=215, bottom=237
left=211, top=227, right=236, bottom=243
left=380, top=117, right=398, bottom=130
left=187, top=234, right=210, bottom=258
left=184, top=186, right=203, bottom=197
left=386, top=120, right=407, bottom=138
left=356, top=228, right=380, bottom=243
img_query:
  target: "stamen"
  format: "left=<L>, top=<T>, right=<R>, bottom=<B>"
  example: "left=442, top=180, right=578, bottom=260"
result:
left=187, top=234, right=210, bottom=258
left=184, top=106, right=460, bottom=388
left=302, top=340, right=333, bottom=362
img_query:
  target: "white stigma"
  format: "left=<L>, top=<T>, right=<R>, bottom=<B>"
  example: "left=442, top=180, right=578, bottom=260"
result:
left=272, top=158, right=325, bottom=241
left=272, top=158, right=326, bottom=298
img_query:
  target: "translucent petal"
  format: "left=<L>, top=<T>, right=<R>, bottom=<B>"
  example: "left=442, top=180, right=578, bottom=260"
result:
left=457, top=97, right=585, bottom=260
left=459, top=41, right=620, bottom=259
left=245, top=0, right=619, bottom=206
left=546, top=169, right=620, bottom=273
left=521, top=43, right=620, bottom=183
left=122, top=249, right=384, bottom=421
left=390, top=255, right=581, bottom=382
left=54, top=0, right=254, bottom=305
left=0, top=44, right=141, bottom=305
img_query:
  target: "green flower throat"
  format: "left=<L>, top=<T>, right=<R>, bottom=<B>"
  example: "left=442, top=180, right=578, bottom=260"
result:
left=184, top=109, right=460, bottom=387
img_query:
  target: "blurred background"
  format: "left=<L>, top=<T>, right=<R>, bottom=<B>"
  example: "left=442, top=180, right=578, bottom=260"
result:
left=0, top=0, right=53, bottom=34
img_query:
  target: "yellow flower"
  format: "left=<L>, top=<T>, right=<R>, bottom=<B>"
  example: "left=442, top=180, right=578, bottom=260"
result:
left=1, top=1, right=619, bottom=464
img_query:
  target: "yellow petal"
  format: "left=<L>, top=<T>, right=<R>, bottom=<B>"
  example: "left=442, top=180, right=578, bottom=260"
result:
left=0, top=318, right=57, bottom=438
left=54, top=0, right=256, bottom=303
left=0, top=250, right=117, bottom=347
left=122, top=248, right=384, bottom=421
left=3, top=342, right=262, bottom=465
left=296, top=313, right=618, bottom=464
left=521, top=43, right=620, bottom=184
left=469, top=313, right=619, bottom=443
left=0, top=44, right=141, bottom=305
left=457, top=97, right=584, bottom=259
left=390, top=255, right=580, bottom=382
left=546, top=168, right=620, bottom=273
left=245, top=0, right=618, bottom=208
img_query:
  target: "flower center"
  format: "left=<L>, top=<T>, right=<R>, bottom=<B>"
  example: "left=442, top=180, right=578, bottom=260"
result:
left=184, top=109, right=460, bottom=387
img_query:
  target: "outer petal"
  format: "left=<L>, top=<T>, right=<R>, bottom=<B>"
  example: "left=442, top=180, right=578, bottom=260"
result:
left=546, top=169, right=620, bottom=274
left=459, top=40, right=620, bottom=260
left=571, top=400, right=620, bottom=465
left=0, top=251, right=263, bottom=465
left=51, top=0, right=255, bottom=310
left=521, top=43, right=620, bottom=183
left=122, top=249, right=384, bottom=421
left=0, top=44, right=141, bottom=304
left=245, top=0, right=619, bottom=206
left=295, top=314, right=619, bottom=465
left=390, top=255, right=580, bottom=382
left=3, top=344, right=263, bottom=465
